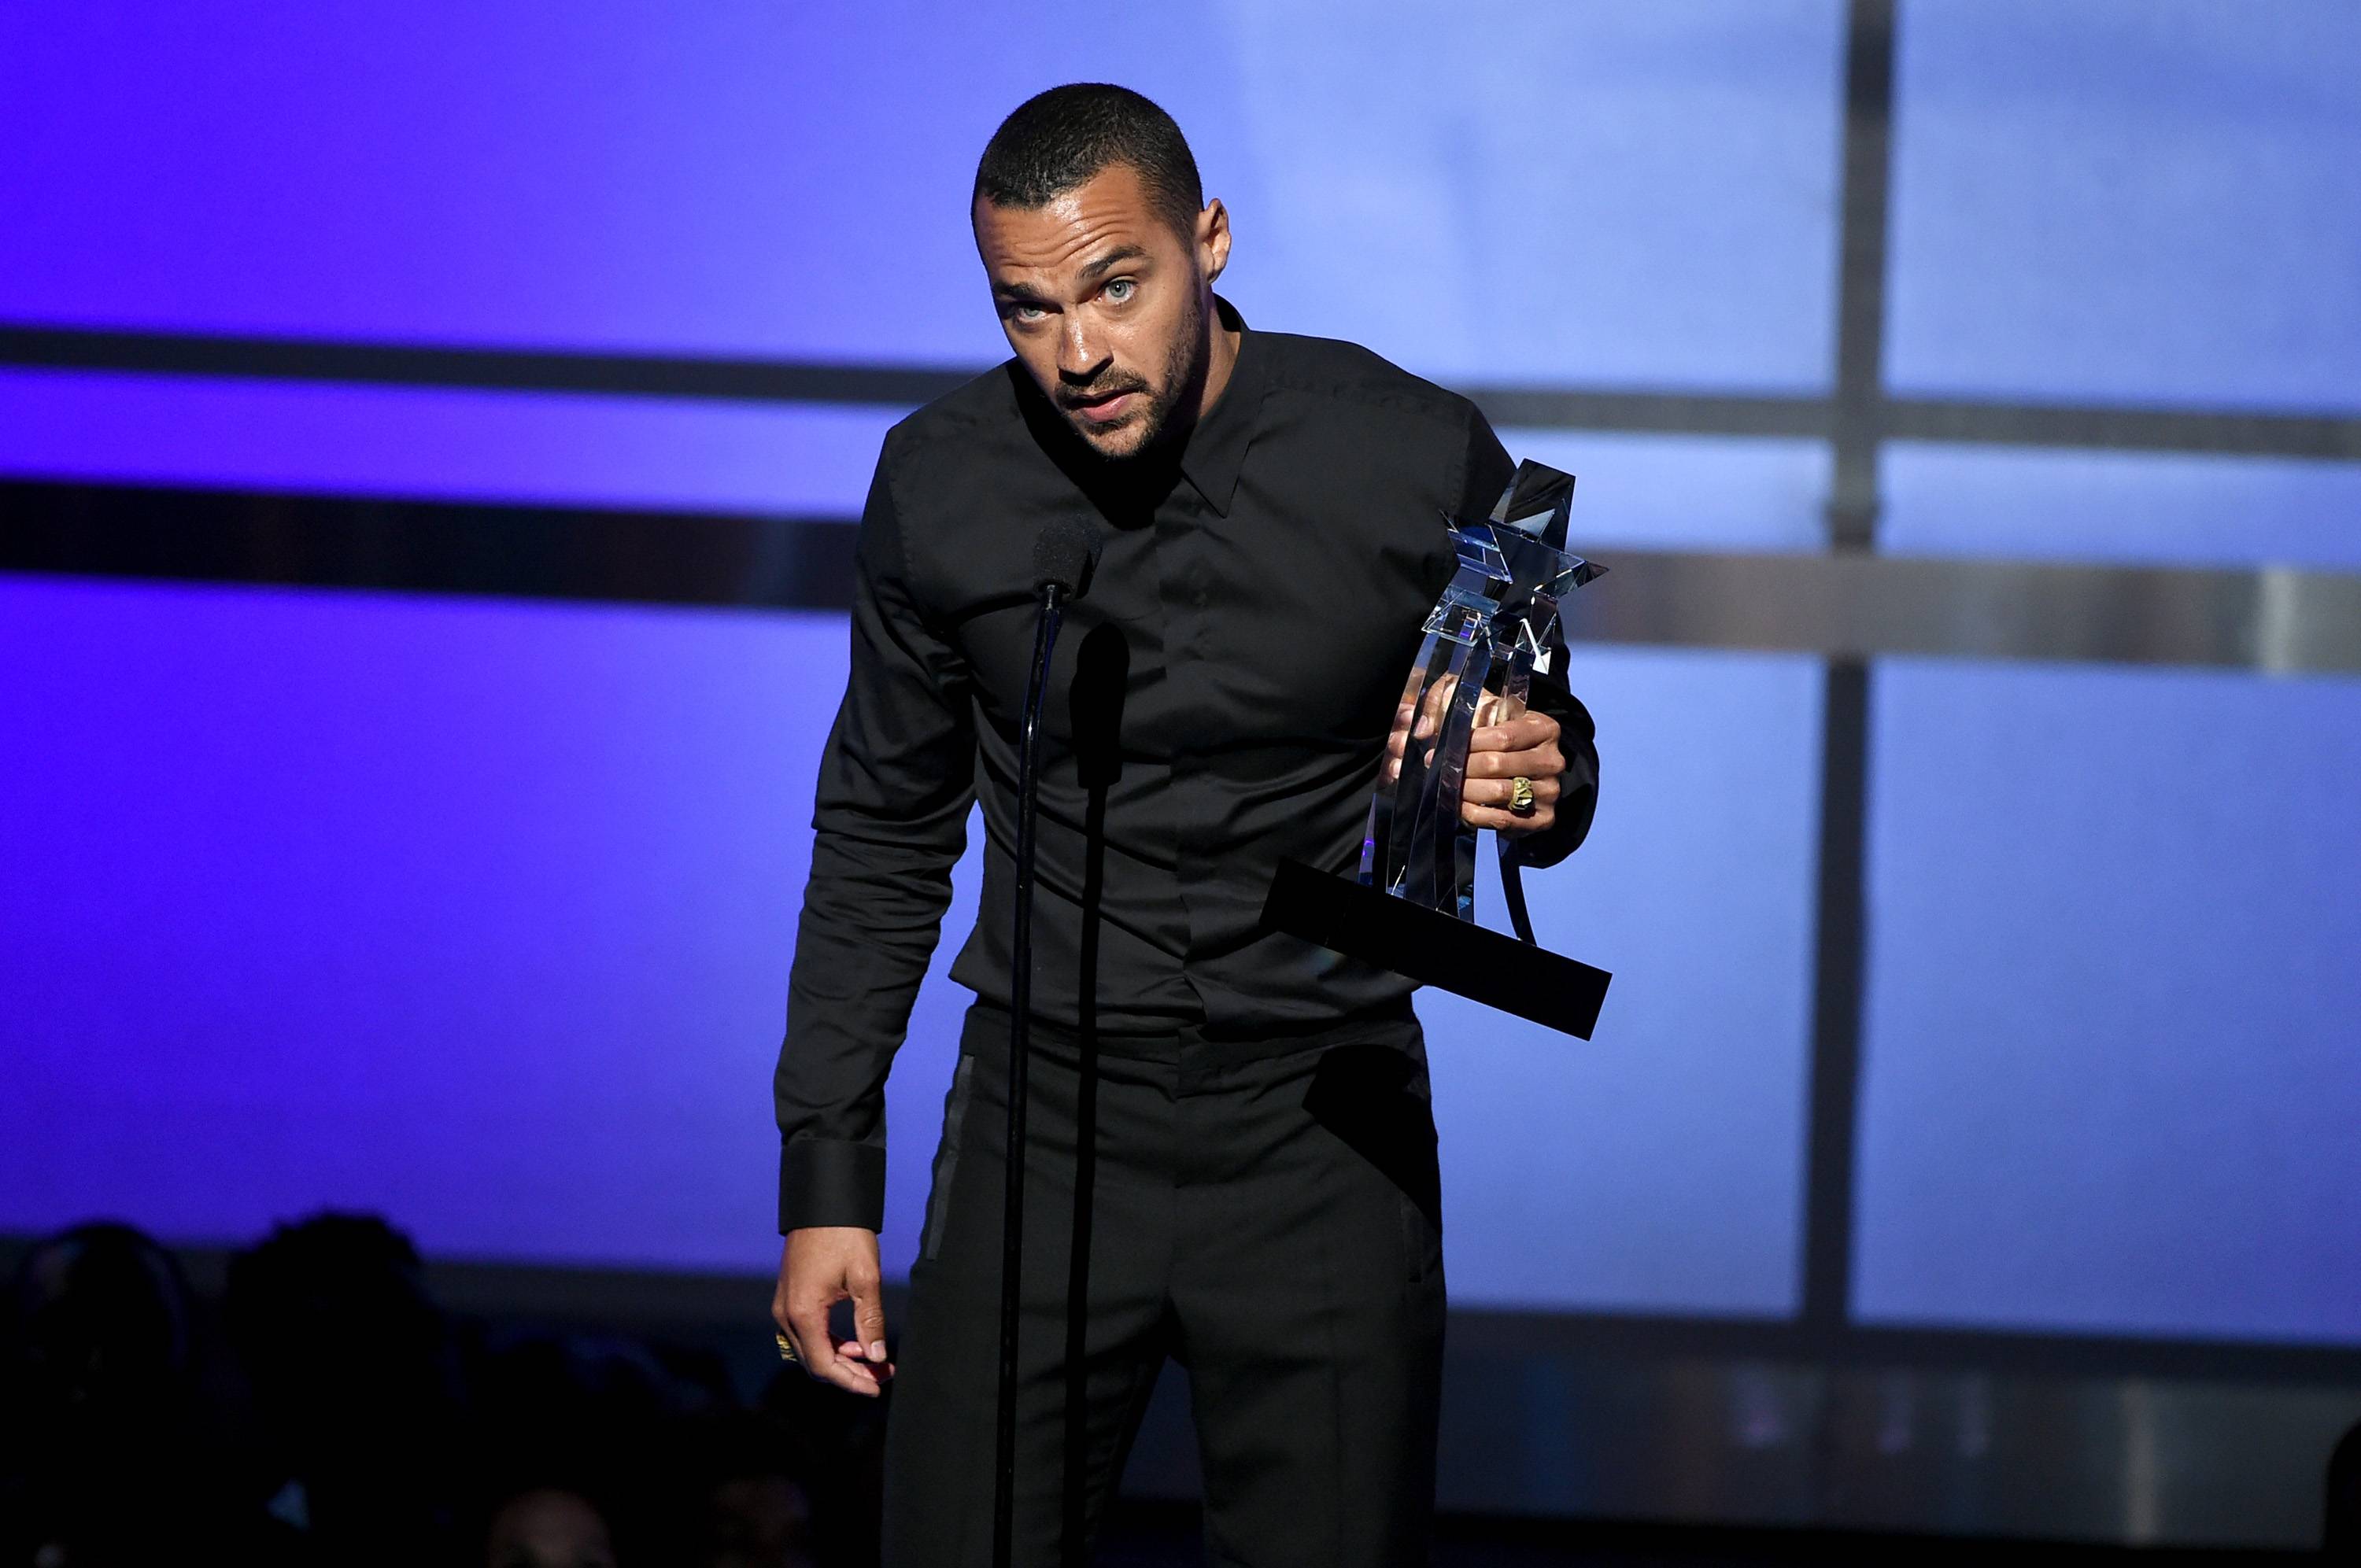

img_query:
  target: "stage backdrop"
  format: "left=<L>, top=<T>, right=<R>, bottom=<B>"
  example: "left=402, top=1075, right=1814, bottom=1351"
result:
left=4, top=0, right=2358, bottom=1343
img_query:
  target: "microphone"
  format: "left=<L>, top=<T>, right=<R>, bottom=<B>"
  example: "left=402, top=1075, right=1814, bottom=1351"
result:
left=1032, top=517, right=1096, bottom=600
left=996, top=520, right=1095, bottom=1568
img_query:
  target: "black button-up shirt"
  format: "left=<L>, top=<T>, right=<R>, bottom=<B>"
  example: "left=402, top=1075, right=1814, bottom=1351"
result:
left=775, top=301, right=1599, bottom=1231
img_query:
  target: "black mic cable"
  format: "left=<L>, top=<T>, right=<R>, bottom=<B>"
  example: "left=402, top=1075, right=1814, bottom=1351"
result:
left=995, top=518, right=1095, bottom=1568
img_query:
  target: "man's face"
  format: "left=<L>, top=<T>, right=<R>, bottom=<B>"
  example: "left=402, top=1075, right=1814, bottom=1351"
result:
left=975, top=163, right=1225, bottom=459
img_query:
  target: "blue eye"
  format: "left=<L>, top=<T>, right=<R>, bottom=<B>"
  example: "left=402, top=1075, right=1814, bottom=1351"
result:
left=1104, top=279, right=1136, bottom=304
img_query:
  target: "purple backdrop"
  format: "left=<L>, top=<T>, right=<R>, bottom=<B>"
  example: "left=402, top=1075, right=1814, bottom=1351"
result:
left=6, top=0, right=2360, bottom=1341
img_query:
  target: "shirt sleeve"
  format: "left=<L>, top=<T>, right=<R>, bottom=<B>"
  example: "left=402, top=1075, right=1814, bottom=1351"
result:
left=774, top=438, right=976, bottom=1233
left=1458, top=404, right=1601, bottom=873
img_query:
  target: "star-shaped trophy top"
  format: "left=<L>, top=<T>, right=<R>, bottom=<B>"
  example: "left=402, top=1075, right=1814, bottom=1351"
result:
left=1443, top=459, right=1608, bottom=625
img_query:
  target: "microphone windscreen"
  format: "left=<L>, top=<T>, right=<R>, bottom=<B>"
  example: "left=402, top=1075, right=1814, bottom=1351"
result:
left=1032, top=519, right=1096, bottom=598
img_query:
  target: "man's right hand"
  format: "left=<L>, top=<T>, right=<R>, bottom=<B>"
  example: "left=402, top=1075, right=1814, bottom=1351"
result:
left=773, top=1227, right=894, bottom=1396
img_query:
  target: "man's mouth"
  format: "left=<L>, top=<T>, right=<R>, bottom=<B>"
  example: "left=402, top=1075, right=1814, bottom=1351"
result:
left=1063, top=386, right=1146, bottom=426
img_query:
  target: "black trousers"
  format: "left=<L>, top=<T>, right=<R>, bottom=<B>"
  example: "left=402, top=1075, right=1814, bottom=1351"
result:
left=881, top=1002, right=1448, bottom=1567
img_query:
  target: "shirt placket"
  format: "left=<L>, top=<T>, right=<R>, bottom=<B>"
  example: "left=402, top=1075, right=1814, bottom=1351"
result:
left=1153, top=478, right=1217, bottom=1026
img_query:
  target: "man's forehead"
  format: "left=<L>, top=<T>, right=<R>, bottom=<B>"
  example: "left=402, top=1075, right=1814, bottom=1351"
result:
left=975, top=165, right=1172, bottom=280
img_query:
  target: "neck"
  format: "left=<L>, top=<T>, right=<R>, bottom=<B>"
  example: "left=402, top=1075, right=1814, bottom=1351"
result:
left=1192, top=297, right=1243, bottom=423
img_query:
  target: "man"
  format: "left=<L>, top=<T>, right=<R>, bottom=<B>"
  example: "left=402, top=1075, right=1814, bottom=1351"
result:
left=770, top=84, right=1598, bottom=1566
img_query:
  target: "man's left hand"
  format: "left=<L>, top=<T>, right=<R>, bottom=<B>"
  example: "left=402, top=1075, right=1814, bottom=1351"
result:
left=1461, top=710, right=1564, bottom=836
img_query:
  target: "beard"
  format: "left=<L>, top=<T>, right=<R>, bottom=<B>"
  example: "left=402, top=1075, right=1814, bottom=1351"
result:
left=1055, top=286, right=1207, bottom=461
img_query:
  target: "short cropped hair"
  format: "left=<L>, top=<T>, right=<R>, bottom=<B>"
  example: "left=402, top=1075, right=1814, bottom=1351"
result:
left=974, top=83, right=1204, bottom=242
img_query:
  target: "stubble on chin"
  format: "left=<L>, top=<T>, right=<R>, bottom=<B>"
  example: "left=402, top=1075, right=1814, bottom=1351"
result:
left=1072, top=400, right=1161, bottom=458
left=1070, top=290, right=1207, bottom=463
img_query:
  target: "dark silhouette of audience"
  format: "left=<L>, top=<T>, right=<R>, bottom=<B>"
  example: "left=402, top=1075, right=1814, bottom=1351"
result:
left=227, top=1214, right=473, bottom=1562
left=17, top=1213, right=2354, bottom=1562
left=1, top=1214, right=861, bottom=1567
left=481, top=1485, right=624, bottom=1568
left=2, top=1221, right=298, bottom=1564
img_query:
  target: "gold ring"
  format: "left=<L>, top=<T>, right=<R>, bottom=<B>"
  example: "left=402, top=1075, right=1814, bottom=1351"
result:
left=774, top=1330, right=800, bottom=1364
left=1509, top=776, right=1536, bottom=814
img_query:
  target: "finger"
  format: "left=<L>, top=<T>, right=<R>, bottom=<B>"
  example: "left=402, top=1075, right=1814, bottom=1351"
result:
left=833, top=1341, right=887, bottom=1387
left=1413, top=673, right=1460, bottom=741
left=789, top=1297, right=878, bottom=1398
left=815, top=1351, right=879, bottom=1395
left=829, top=1347, right=883, bottom=1391
left=1470, top=714, right=1558, bottom=754
left=1469, top=711, right=1559, bottom=752
left=852, top=1271, right=892, bottom=1369
left=1461, top=774, right=1561, bottom=809
left=1464, top=743, right=1565, bottom=781
left=1472, top=688, right=1516, bottom=729
left=1383, top=681, right=1421, bottom=782
left=837, top=1339, right=896, bottom=1378
left=1463, top=802, right=1555, bottom=835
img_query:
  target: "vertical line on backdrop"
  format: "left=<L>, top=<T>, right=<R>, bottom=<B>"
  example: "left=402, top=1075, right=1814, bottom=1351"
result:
left=1799, top=0, right=1897, bottom=1345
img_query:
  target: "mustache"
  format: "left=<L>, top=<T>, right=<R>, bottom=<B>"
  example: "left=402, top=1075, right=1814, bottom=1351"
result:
left=1055, top=376, right=1151, bottom=410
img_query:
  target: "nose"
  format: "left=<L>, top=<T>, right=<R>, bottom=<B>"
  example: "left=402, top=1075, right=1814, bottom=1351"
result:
left=1059, top=314, right=1109, bottom=382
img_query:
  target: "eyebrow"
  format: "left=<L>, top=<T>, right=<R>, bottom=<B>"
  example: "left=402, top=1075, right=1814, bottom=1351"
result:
left=1077, top=245, right=1148, bottom=282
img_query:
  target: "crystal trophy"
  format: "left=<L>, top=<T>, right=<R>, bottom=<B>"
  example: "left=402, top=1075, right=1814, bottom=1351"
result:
left=1264, top=460, right=1614, bottom=1038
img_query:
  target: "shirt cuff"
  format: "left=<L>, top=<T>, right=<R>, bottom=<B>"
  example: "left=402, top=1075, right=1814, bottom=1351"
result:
left=778, top=1137, right=887, bottom=1234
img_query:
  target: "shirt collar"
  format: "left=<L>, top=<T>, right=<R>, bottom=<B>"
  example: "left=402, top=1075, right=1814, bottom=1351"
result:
left=1177, top=296, right=1262, bottom=517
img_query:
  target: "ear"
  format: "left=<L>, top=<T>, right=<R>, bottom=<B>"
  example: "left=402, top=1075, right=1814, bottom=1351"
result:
left=1197, top=197, right=1232, bottom=284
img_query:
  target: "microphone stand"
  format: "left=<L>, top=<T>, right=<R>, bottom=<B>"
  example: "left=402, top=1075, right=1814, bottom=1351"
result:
left=994, top=574, right=1070, bottom=1568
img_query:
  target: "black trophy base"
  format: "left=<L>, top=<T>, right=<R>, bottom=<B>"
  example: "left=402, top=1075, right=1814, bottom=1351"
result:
left=1264, top=858, right=1612, bottom=1039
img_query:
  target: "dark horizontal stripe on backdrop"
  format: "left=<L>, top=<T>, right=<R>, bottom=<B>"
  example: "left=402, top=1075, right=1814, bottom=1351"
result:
left=0, top=480, right=859, bottom=611
left=12, top=481, right=2361, bottom=673
left=6, top=322, right=2359, bottom=459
